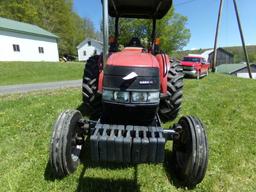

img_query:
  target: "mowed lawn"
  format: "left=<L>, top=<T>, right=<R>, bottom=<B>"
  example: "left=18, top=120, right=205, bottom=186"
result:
left=0, top=61, right=84, bottom=85
left=0, top=74, right=255, bottom=192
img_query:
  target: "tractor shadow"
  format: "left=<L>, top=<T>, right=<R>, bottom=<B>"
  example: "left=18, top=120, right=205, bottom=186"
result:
left=76, top=166, right=139, bottom=192
left=44, top=161, right=56, bottom=181
left=76, top=143, right=140, bottom=192
left=44, top=145, right=184, bottom=190
left=163, top=149, right=187, bottom=189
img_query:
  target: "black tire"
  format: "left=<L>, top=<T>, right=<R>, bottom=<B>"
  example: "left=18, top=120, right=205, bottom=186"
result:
left=158, top=65, right=184, bottom=122
left=82, top=55, right=102, bottom=120
left=172, top=116, right=208, bottom=188
left=50, top=110, right=83, bottom=177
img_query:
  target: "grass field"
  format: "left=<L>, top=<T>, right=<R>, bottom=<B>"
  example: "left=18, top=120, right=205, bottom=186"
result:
left=0, top=74, right=255, bottom=192
left=0, top=61, right=84, bottom=86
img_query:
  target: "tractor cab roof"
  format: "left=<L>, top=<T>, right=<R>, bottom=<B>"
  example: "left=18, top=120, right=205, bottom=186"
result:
left=108, top=0, right=173, bottom=19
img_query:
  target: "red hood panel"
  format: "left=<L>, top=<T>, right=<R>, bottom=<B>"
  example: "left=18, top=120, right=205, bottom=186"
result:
left=180, top=61, right=199, bottom=66
left=107, top=49, right=159, bottom=68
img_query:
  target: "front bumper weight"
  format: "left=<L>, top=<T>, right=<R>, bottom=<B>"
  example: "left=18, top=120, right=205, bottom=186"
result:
left=115, top=125, right=125, bottom=162
left=123, top=125, right=133, bottom=163
left=89, top=124, right=167, bottom=163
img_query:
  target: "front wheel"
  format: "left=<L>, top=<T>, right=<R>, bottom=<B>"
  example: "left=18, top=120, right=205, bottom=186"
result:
left=50, top=110, right=84, bottom=177
left=171, top=116, right=208, bottom=188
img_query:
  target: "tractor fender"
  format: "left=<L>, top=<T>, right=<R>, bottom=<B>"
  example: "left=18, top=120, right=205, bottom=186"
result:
left=155, top=54, right=170, bottom=94
left=98, top=71, right=104, bottom=93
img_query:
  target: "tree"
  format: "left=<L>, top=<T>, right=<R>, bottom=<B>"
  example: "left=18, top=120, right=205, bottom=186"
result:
left=0, top=0, right=40, bottom=24
left=106, top=8, right=191, bottom=54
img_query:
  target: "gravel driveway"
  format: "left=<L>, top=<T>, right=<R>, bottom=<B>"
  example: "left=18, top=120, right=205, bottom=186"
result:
left=0, top=80, right=82, bottom=95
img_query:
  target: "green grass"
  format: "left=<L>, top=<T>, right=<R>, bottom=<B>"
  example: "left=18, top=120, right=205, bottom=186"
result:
left=0, top=74, right=255, bottom=192
left=0, top=61, right=84, bottom=85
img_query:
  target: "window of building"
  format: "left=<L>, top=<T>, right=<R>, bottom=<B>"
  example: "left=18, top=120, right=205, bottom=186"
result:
left=39, top=47, right=44, bottom=54
left=13, top=44, right=20, bottom=52
left=88, top=41, right=91, bottom=46
left=83, top=51, right=86, bottom=56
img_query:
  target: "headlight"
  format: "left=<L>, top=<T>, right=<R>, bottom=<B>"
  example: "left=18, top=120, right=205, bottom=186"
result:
left=131, top=92, right=159, bottom=103
left=148, top=92, right=160, bottom=103
left=102, top=90, right=114, bottom=101
left=103, top=90, right=159, bottom=104
left=113, top=91, right=129, bottom=103
left=131, top=92, right=148, bottom=103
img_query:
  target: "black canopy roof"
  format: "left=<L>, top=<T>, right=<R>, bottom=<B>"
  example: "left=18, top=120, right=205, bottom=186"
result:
left=108, top=0, right=173, bottom=19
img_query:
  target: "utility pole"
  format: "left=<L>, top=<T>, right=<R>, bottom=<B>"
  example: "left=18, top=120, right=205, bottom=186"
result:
left=212, top=0, right=252, bottom=78
left=212, top=0, right=224, bottom=72
left=233, top=0, right=252, bottom=79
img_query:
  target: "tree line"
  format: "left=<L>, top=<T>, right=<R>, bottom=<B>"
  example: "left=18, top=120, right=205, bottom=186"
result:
left=0, top=0, right=96, bottom=56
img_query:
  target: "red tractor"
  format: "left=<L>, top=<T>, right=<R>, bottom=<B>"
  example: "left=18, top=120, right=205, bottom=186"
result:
left=50, top=0, right=208, bottom=188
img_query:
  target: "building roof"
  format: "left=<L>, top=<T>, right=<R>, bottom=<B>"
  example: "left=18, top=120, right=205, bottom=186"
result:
left=216, top=64, right=249, bottom=74
left=77, top=38, right=103, bottom=49
left=201, top=49, right=213, bottom=61
left=0, top=17, right=58, bottom=39
left=208, top=48, right=234, bottom=57
left=188, top=54, right=204, bottom=58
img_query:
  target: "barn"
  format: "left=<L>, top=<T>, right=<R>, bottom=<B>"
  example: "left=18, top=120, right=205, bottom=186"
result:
left=0, top=17, right=59, bottom=62
left=77, top=38, right=103, bottom=61
left=216, top=64, right=256, bottom=79
left=205, top=48, right=234, bottom=66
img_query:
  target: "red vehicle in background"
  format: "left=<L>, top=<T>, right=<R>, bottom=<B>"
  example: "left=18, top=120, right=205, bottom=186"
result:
left=180, top=56, right=210, bottom=79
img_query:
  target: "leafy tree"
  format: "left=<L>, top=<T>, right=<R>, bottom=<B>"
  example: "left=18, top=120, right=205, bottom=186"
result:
left=106, top=8, right=191, bottom=54
left=0, top=0, right=40, bottom=24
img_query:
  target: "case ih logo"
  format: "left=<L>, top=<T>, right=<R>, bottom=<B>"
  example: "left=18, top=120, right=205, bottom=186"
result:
left=139, top=80, right=154, bottom=85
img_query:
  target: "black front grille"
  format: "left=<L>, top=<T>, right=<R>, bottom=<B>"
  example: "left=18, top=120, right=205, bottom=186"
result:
left=104, top=66, right=160, bottom=91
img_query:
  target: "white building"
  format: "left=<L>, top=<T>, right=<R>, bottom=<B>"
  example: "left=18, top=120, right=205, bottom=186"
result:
left=77, top=38, right=103, bottom=61
left=0, top=17, right=59, bottom=62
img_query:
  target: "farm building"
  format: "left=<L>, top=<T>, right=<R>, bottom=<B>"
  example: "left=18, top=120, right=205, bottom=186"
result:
left=77, top=38, right=103, bottom=61
left=204, top=48, right=234, bottom=66
left=0, top=17, right=59, bottom=62
left=216, top=64, right=256, bottom=79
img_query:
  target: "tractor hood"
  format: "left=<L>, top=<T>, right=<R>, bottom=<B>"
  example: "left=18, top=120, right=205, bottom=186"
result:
left=108, top=0, right=172, bottom=19
left=107, top=48, right=160, bottom=68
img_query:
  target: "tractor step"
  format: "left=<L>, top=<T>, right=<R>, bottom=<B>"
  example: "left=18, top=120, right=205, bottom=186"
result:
left=90, top=123, right=166, bottom=163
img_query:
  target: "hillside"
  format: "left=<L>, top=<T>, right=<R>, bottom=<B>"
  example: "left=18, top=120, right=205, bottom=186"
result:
left=173, top=45, right=256, bottom=63
left=0, top=73, right=255, bottom=191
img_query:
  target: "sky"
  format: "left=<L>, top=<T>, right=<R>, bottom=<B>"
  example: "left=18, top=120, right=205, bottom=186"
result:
left=74, top=0, right=256, bottom=50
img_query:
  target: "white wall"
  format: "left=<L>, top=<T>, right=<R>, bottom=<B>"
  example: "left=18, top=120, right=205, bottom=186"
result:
left=237, top=73, right=256, bottom=79
left=0, top=30, right=59, bottom=62
left=77, top=42, right=102, bottom=61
